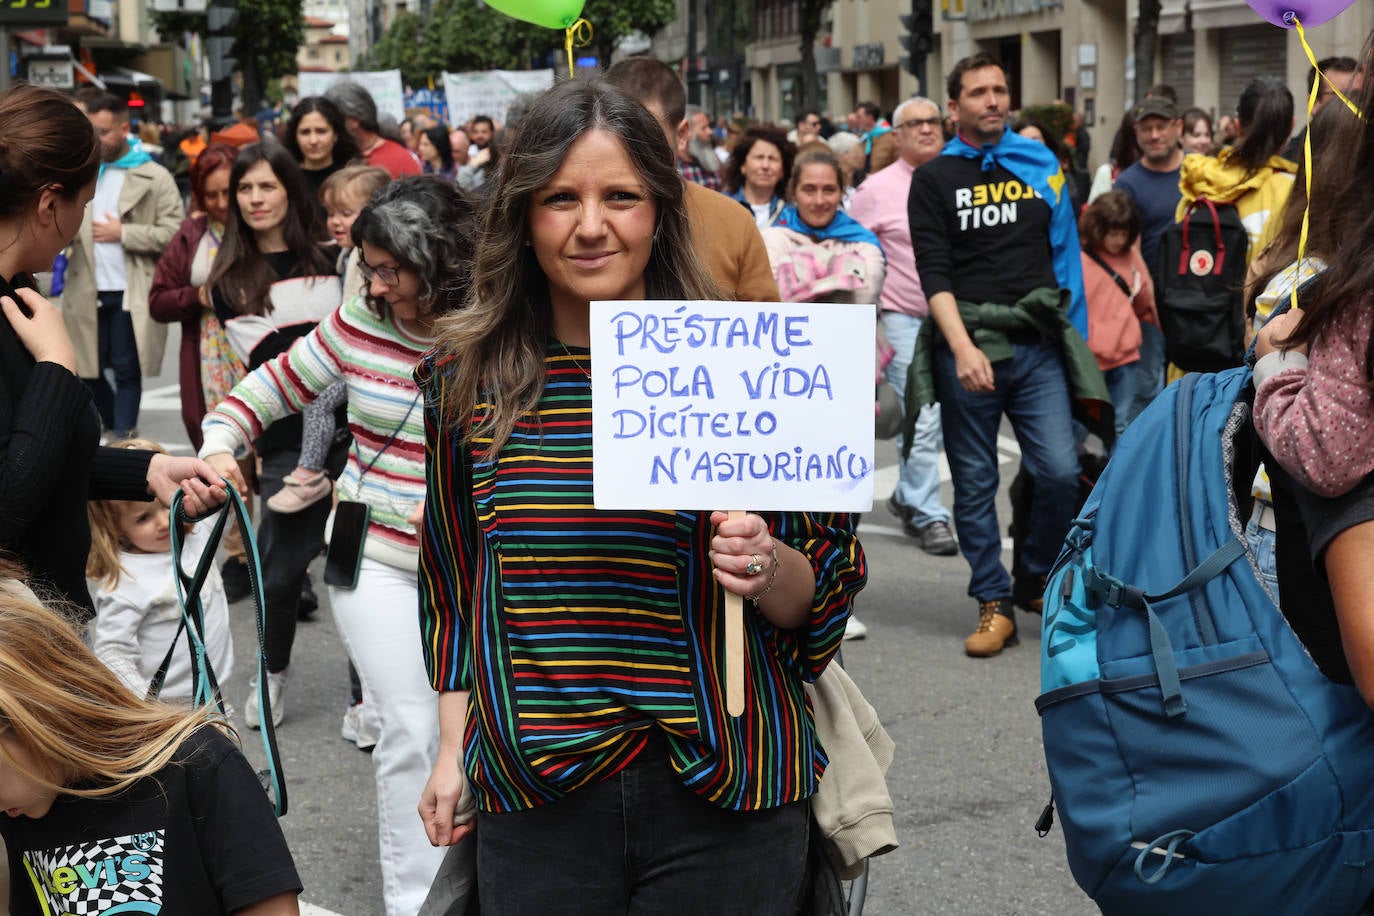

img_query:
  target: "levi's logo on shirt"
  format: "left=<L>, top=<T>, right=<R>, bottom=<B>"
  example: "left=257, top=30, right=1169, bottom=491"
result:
left=23, top=830, right=164, bottom=914
left=953, top=180, right=1043, bottom=231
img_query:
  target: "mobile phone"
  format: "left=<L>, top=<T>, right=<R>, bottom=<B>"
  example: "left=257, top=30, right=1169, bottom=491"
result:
left=324, top=501, right=370, bottom=589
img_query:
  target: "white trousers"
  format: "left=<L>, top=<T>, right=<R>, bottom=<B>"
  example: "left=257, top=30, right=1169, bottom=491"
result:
left=330, top=557, right=444, bottom=916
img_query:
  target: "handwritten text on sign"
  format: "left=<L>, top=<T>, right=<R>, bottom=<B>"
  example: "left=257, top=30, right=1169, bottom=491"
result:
left=591, top=300, right=875, bottom=512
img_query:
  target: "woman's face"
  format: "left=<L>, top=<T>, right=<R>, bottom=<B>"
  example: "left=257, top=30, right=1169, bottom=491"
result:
left=528, top=129, right=656, bottom=317
left=295, top=111, right=337, bottom=168
left=417, top=132, right=438, bottom=164
left=32, top=180, right=95, bottom=272
left=236, top=160, right=289, bottom=240
left=794, top=162, right=842, bottom=229
left=741, top=140, right=783, bottom=197
left=1184, top=119, right=1213, bottom=154
left=203, top=166, right=231, bottom=225
left=1018, top=125, right=1046, bottom=144
left=360, top=241, right=425, bottom=325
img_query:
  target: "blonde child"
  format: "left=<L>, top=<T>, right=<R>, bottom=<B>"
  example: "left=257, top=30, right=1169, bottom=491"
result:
left=267, top=165, right=391, bottom=514
left=0, top=582, right=301, bottom=914
left=1077, top=190, right=1157, bottom=440
left=87, top=439, right=234, bottom=703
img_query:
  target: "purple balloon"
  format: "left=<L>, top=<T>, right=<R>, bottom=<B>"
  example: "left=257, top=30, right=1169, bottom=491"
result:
left=1246, top=0, right=1356, bottom=28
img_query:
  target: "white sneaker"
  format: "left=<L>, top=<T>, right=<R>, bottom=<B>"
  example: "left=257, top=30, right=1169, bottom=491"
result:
left=843, top=616, right=869, bottom=641
left=340, top=703, right=378, bottom=751
left=244, top=669, right=288, bottom=729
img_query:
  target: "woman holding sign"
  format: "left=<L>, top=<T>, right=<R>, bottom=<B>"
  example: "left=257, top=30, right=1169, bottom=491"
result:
left=415, top=79, right=867, bottom=914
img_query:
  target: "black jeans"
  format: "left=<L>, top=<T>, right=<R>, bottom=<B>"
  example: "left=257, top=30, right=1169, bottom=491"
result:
left=475, top=735, right=810, bottom=915
left=257, top=441, right=343, bottom=672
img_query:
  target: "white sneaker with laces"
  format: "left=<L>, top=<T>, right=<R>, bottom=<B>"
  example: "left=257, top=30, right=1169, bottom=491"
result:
left=341, top=703, right=378, bottom=751
left=244, top=669, right=288, bottom=729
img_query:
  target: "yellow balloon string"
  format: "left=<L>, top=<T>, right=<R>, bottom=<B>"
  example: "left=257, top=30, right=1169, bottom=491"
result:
left=1288, top=16, right=1364, bottom=313
left=564, top=18, right=593, bottom=79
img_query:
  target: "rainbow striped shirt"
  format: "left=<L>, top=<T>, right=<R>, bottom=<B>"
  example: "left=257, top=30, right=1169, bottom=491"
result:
left=417, top=344, right=867, bottom=813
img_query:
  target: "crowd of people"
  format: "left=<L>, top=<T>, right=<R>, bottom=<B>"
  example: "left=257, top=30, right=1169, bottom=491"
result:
left=0, top=24, right=1370, bottom=913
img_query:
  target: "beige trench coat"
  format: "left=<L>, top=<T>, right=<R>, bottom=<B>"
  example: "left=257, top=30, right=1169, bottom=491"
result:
left=61, top=161, right=184, bottom=378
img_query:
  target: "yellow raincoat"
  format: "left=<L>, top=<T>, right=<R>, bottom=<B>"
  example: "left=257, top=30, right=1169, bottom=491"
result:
left=1175, top=148, right=1298, bottom=263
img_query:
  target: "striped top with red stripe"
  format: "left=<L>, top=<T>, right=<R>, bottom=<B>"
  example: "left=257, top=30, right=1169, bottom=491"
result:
left=202, top=294, right=430, bottom=570
left=416, top=343, right=867, bottom=813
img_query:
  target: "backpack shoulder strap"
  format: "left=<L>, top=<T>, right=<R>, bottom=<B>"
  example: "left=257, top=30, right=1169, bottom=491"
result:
left=1086, top=249, right=1134, bottom=300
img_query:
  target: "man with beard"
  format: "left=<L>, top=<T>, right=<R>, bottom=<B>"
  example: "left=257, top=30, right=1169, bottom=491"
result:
left=1113, top=96, right=1183, bottom=422
left=679, top=105, right=722, bottom=190
left=849, top=96, right=958, bottom=560
left=60, top=92, right=183, bottom=441
left=604, top=57, right=779, bottom=301
left=907, top=53, right=1090, bottom=657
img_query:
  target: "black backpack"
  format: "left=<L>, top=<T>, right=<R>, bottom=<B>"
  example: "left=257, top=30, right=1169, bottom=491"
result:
left=1154, top=198, right=1249, bottom=373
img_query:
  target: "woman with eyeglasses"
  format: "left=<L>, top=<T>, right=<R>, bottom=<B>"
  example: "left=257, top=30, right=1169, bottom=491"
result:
left=202, top=140, right=343, bottom=728
left=202, top=176, right=477, bottom=916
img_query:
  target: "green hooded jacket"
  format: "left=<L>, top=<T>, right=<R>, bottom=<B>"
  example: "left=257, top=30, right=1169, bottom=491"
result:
left=901, top=286, right=1114, bottom=458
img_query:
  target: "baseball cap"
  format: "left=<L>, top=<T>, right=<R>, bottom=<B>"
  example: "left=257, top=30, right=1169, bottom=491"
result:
left=1133, top=96, right=1179, bottom=121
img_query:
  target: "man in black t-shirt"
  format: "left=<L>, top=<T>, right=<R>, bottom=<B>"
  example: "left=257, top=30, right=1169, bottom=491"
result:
left=908, top=52, right=1083, bottom=658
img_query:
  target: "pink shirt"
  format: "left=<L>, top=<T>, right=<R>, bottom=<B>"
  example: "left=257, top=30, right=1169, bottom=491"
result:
left=847, top=157, right=929, bottom=318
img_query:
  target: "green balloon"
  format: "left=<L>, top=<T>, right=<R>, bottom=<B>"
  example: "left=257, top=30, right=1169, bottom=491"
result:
left=485, top=0, right=586, bottom=30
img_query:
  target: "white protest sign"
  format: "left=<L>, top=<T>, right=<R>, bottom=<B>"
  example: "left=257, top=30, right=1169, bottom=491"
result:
left=297, top=70, right=406, bottom=123
left=590, top=300, right=876, bottom=513
left=442, top=68, right=554, bottom=128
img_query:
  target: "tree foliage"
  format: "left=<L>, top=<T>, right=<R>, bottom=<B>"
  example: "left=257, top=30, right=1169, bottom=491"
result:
left=797, top=0, right=830, bottom=114
left=152, top=0, right=304, bottom=112
left=368, top=0, right=678, bottom=84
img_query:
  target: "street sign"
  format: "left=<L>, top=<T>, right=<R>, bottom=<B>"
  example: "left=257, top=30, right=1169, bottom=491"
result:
left=25, top=57, right=73, bottom=88
left=0, top=0, right=69, bottom=26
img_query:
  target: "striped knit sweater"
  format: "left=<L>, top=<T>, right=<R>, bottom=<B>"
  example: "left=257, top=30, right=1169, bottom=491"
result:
left=202, top=295, right=430, bottom=570
left=416, top=343, right=868, bottom=813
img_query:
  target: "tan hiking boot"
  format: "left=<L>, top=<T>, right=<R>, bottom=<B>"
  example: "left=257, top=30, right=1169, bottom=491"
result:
left=965, top=599, right=1018, bottom=657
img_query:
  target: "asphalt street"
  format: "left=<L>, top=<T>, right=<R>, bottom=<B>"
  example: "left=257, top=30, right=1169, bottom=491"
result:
left=134, top=326, right=1097, bottom=916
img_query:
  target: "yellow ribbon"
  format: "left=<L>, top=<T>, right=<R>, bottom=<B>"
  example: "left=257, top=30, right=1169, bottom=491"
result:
left=1288, top=15, right=1363, bottom=313
left=564, top=18, right=593, bottom=79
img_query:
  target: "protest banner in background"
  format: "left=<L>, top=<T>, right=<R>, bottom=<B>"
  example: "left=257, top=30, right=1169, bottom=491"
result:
left=590, top=300, right=876, bottom=513
left=297, top=70, right=406, bottom=122
left=442, top=69, right=555, bottom=128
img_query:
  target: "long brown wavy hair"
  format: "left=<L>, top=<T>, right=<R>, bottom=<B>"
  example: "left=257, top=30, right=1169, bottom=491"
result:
left=0, top=587, right=226, bottom=798
left=1278, top=29, right=1374, bottom=361
left=426, top=78, right=720, bottom=455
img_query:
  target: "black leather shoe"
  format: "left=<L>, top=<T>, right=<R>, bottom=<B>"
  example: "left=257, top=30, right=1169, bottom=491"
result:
left=221, top=558, right=251, bottom=603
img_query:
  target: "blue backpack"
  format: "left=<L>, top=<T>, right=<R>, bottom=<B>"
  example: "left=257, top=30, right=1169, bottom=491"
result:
left=1036, top=366, right=1374, bottom=915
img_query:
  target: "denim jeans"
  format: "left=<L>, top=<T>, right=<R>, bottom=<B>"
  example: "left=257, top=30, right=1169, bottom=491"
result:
left=933, top=340, right=1080, bottom=601
left=475, top=734, right=810, bottom=915
left=1245, top=506, right=1278, bottom=593
left=1103, top=362, right=1138, bottom=440
left=330, top=558, right=444, bottom=916
left=86, top=290, right=141, bottom=437
left=1127, top=322, right=1165, bottom=424
left=882, top=311, right=950, bottom=526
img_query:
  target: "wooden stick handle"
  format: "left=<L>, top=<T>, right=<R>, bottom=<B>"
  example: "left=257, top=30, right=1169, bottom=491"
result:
left=726, top=509, right=745, bottom=717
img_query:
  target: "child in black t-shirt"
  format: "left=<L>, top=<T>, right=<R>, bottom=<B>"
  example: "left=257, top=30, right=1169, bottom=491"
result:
left=0, top=579, right=302, bottom=916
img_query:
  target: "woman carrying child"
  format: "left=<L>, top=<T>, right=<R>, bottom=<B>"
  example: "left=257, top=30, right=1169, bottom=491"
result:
left=206, top=141, right=343, bottom=726
left=87, top=438, right=233, bottom=705
left=203, top=176, right=478, bottom=916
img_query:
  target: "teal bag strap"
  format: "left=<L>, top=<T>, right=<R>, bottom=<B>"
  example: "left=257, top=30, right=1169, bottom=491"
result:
left=168, top=483, right=289, bottom=817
